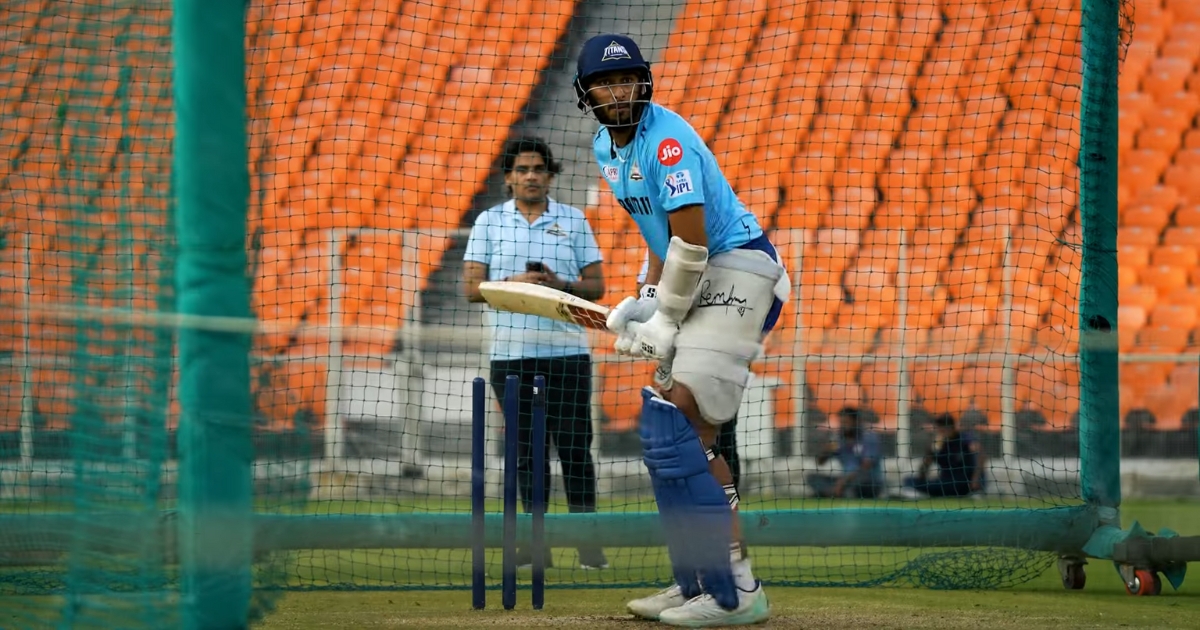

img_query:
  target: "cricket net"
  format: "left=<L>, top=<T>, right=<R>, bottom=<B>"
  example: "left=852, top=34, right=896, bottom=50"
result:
left=0, top=0, right=1151, bottom=627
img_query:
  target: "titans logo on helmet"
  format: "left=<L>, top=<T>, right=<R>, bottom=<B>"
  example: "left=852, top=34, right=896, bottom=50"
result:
left=602, top=41, right=632, bottom=61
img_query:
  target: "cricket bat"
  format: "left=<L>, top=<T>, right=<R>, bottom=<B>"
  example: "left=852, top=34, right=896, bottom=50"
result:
left=478, top=281, right=611, bottom=330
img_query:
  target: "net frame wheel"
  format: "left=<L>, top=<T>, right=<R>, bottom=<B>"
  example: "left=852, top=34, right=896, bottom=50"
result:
left=1058, top=559, right=1086, bottom=590
left=1125, top=569, right=1162, bottom=596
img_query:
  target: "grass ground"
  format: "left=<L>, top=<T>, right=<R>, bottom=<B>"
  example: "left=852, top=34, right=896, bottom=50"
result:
left=257, top=499, right=1200, bottom=629
left=3, top=499, right=1198, bottom=628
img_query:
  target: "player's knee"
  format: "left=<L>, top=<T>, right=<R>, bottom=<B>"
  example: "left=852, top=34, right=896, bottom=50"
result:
left=663, top=384, right=717, bottom=445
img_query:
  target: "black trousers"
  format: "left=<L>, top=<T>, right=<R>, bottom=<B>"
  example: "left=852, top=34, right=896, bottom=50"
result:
left=490, top=354, right=596, bottom=514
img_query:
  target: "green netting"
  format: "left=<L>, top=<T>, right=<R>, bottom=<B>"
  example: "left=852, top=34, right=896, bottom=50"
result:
left=0, top=0, right=1142, bottom=626
left=1, top=0, right=177, bottom=627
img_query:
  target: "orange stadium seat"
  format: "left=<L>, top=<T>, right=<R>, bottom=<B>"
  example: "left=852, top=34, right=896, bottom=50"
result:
left=1118, top=244, right=1151, bottom=269
left=1181, top=205, right=1200, bottom=227
left=599, top=361, right=657, bottom=432
left=806, top=357, right=863, bottom=415
left=1118, top=305, right=1148, bottom=351
left=1164, top=226, right=1200, bottom=247
left=1165, top=285, right=1200, bottom=310
left=1140, top=264, right=1190, bottom=294
left=1118, top=226, right=1161, bottom=247
left=1151, top=244, right=1200, bottom=268
left=1150, top=303, right=1199, bottom=329
left=858, top=359, right=901, bottom=429
left=14, top=0, right=1200, bottom=439
left=1136, top=324, right=1190, bottom=353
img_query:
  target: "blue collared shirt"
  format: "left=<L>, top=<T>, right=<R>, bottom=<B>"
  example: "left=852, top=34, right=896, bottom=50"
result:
left=464, top=199, right=603, bottom=361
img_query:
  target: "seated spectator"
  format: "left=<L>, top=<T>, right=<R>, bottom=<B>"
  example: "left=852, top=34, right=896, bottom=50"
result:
left=901, top=413, right=987, bottom=499
left=807, top=407, right=885, bottom=499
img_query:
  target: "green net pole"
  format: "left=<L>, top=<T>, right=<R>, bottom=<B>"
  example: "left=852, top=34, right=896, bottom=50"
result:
left=173, top=0, right=252, bottom=627
left=1077, top=0, right=1121, bottom=514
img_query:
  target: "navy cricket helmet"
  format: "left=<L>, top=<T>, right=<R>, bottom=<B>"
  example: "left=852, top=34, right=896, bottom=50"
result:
left=573, top=34, right=654, bottom=121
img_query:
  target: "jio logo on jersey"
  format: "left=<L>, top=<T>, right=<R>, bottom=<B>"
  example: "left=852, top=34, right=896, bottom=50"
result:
left=664, top=170, right=694, bottom=198
left=657, top=138, right=683, bottom=166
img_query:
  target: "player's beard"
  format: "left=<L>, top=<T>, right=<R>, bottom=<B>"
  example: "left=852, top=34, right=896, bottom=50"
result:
left=604, top=102, right=633, bottom=126
left=595, top=96, right=639, bottom=127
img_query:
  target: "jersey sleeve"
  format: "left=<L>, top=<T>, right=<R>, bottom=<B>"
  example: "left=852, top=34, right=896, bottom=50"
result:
left=643, top=121, right=708, bottom=212
left=463, top=211, right=492, bottom=264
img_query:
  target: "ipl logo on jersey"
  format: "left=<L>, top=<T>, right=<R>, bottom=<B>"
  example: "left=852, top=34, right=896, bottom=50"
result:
left=664, top=170, right=694, bottom=198
left=602, top=41, right=631, bottom=61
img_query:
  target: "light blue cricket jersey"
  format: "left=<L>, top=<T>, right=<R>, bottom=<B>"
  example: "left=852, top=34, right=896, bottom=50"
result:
left=464, top=199, right=603, bottom=362
left=592, top=103, right=764, bottom=261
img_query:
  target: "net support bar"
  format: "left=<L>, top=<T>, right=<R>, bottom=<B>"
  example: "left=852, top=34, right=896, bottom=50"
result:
left=1077, top=0, right=1121, bottom=517
left=173, top=0, right=253, bottom=627
left=0, top=505, right=1099, bottom=554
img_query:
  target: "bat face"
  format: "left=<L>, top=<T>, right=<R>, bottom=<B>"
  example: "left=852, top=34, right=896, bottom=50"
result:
left=481, top=281, right=611, bottom=331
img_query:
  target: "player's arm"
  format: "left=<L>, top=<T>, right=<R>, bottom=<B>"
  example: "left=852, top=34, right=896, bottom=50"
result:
left=640, top=203, right=705, bottom=287
left=666, top=204, right=708, bottom=249
left=642, top=250, right=664, bottom=289
left=608, top=135, right=709, bottom=357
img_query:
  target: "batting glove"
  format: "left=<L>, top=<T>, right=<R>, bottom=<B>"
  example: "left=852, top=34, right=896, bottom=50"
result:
left=626, top=310, right=680, bottom=361
left=606, top=285, right=658, bottom=356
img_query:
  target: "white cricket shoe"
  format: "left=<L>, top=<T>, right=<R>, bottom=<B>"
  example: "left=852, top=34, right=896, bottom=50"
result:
left=658, top=583, right=770, bottom=627
left=626, top=584, right=689, bottom=620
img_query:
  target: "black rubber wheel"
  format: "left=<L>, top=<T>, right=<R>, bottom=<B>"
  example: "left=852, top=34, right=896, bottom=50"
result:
left=1062, top=564, right=1086, bottom=590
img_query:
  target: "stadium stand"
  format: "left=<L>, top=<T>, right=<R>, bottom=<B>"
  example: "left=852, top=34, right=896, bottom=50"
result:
left=1, top=0, right=579, bottom=433
left=588, top=0, right=1200, bottom=439
left=251, top=0, right=577, bottom=355
left=2, top=0, right=1198, bottom=443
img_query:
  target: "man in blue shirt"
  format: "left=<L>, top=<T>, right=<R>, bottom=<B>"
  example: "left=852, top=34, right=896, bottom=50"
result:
left=575, top=34, right=788, bottom=626
left=463, top=136, right=608, bottom=569
left=808, top=407, right=885, bottom=499
left=902, top=413, right=987, bottom=499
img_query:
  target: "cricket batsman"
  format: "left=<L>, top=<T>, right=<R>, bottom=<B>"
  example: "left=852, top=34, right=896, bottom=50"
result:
left=574, top=33, right=790, bottom=626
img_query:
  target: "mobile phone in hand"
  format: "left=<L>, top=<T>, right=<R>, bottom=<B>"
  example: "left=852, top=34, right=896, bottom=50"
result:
left=526, top=261, right=546, bottom=273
